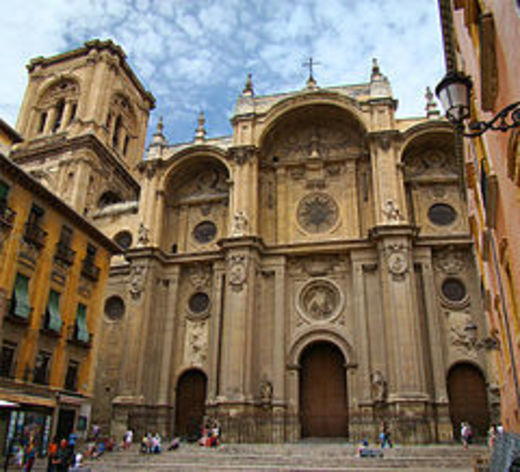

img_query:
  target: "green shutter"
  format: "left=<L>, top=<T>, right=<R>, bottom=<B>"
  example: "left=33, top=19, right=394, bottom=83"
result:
left=13, top=274, right=31, bottom=319
left=46, top=291, right=62, bottom=332
left=0, top=181, right=9, bottom=202
left=76, top=304, right=89, bottom=342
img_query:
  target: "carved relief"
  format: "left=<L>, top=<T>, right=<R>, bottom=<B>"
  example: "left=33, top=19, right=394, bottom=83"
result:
left=405, top=150, right=457, bottom=179
left=230, top=146, right=255, bottom=165
left=447, top=311, right=477, bottom=354
left=297, top=193, right=339, bottom=233
left=184, top=320, right=208, bottom=365
left=129, top=265, right=146, bottom=300
left=297, top=278, right=343, bottom=322
left=259, top=377, right=273, bottom=408
left=434, top=246, right=465, bottom=275
left=136, top=223, right=150, bottom=247
left=382, top=199, right=403, bottom=224
left=288, top=255, right=347, bottom=276
left=385, top=244, right=409, bottom=281
left=232, top=211, right=249, bottom=237
left=228, top=254, right=248, bottom=292
left=188, top=263, right=212, bottom=289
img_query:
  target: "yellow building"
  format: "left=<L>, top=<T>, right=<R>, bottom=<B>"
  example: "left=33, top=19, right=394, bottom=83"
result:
left=0, top=120, right=119, bottom=454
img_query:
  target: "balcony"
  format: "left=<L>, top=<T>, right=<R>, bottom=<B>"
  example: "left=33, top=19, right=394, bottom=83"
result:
left=23, top=222, right=47, bottom=249
left=54, top=242, right=76, bottom=266
left=40, top=318, right=62, bottom=338
left=67, top=325, right=93, bottom=348
left=0, top=203, right=16, bottom=229
left=81, top=259, right=100, bottom=281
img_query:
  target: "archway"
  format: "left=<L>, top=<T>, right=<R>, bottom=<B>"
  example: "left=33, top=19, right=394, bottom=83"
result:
left=299, top=341, right=348, bottom=437
left=175, top=369, right=207, bottom=440
left=447, top=363, right=489, bottom=439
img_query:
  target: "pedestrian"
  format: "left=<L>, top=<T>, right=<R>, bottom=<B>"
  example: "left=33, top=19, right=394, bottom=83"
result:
left=124, top=429, right=133, bottom=451
left=52, top=439, right=71, bottom=472
left=92, top=423, right=100, bottom=440
left=23, top=439, right=36, bottom=472
left=379, top=421, right=393, bottom=449
left=68, top=429, right=78, bottom=456
left=47, top=437, right=59, bottom=472
left=488, top=424, right=498, bottom=449
left=461, top=421, right=470, bottom=449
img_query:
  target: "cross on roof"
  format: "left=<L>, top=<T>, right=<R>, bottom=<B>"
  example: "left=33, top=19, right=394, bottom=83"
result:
left=302, top=57, right=321, bottom=81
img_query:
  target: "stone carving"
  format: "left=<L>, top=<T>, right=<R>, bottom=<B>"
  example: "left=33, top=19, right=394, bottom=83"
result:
left=386, top=244, right=408, bottom=281
left=299, top=279, right=341, bottom=321
left=232, top=211, right=249, bottom=237
left=230, top=146, right=255, bottom=165
left=137, top=223, right=150, bottom=247
left=371, top=370, right=387, bottom=403
left=448, top=311, right=477, bottom=353
left=185, top=320, right=208, bottom=365
left=434, top=246, right=465, bottom=275
left=129, top=265, right=146, bottom=300
left=405, top=151, right=457, bottom=179
left=382, top=199, right=403, bottom=223
left=188, top=263, right=212, bottom=289
left=297, top=193, right=339, bottom=233
left=228, top=254, right=248, bottom=292
left=260, top=378, right=273, bottom=407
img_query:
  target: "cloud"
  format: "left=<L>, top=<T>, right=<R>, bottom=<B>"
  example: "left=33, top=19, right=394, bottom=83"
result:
left=0, top=0, right=445, bottom=144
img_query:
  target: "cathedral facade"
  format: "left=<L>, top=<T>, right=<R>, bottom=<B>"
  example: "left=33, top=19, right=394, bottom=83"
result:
left=12, top=41, right=497, bottom=443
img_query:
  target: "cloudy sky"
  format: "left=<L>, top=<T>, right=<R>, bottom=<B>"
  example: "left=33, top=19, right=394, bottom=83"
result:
left=1, top=0, right=446, bottom=145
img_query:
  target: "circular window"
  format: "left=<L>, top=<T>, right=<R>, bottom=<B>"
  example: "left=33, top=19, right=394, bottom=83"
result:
left=188, top=292, right=210, bottom=313
left=441, top=278, right=467, bottom=302
left=297, top=193, right=339, bottom=233
left=428, top=203, right=457, bottom=226
left=193, top=221, right=217, bottom=244
left=104, top=296, right=125, bottom=321
left=114, top=231, right=132, bottom=250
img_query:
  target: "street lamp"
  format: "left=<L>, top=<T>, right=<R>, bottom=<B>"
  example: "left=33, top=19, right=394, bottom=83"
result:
left=435, top=71, right=520, bottom=137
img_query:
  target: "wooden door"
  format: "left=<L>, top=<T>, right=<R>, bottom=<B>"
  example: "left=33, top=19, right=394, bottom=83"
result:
left=175, top=369, right=207, bottom=440
left=447, top=363, right=489, bottom=438
left=300, top=342, right=348, bottom=437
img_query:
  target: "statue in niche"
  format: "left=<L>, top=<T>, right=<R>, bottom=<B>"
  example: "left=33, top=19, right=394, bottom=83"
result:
left=232, top=210, right=248, bottom=236
left=260, top=378, right=273, bottom=407
left=129, top=265, right=146, bottom=299
left=137, top=223, right=150, bottom=246
left=382, top=199, right=403, bottom=223
left=371, top=370, right=387, bottom=403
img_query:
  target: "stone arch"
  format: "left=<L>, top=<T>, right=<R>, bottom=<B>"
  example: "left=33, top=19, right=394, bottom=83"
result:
left=288, top=328, right=357, bottom=368
left=161, top=152, right=230, bottom=254
left=174, top=368, right=208, bottom=439
left=106, top=91, right=138, bottom=157
left=258, top=92, right=367, bottom=147
left=97, top=190, right=123, bottom=209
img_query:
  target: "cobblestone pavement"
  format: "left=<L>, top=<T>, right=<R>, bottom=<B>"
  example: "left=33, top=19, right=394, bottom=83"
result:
left=26, top=442, right=486, bottom=471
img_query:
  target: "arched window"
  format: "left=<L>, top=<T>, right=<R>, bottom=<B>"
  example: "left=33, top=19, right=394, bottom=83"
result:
left=97, top=191, right=122, bottom=209
left=107, top=94, right=136, bottom=157
left=112, top=115, right=122, bottom=149
left=52, top=99, right=65, bottom=133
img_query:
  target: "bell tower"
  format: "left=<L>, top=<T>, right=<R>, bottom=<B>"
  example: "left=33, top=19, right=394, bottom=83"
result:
left=12, top=40, right=155, bottom=216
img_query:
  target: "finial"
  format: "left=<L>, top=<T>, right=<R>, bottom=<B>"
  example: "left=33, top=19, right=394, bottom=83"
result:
left=425, top=86, right=440, bottom=119
left=243, top=73, right=254, bottom=96
left=302, top=57, right=320, bottom=90
left=157, top=116, right=164, bottom=134
left=371, top=58, right=382, bottom=81
left=149, top=115, right=168, bottom=149
left=195, top=109, right=206, bottom=143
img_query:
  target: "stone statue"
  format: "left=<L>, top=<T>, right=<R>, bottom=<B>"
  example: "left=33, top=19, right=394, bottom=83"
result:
left=371, top=370, right=387, bottom=403
left=382, top=199, right=403, bottom=223
left=232, top=211, right=248, bottom=236
left=137, top=222, right=149, bottom=246
left=260, top=379, right=273, bottom=406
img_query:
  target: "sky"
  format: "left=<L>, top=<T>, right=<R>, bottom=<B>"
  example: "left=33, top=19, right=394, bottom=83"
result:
left=0, top=0, right=446, bottom=146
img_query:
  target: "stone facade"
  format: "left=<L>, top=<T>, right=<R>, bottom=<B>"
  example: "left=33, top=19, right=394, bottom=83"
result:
left=12, top=42, right=497, bottom=443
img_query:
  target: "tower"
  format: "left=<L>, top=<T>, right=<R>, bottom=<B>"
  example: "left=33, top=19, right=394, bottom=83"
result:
left=11, top=40, right=155, bottom=217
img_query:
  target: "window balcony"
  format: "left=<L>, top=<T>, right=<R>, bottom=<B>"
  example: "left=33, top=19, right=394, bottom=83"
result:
left=23, top=222, right=47, bottom=249
left=5, top=299, right=32, bottom=325
left=40, top=319, right=62, bottom=338
left=81, top=259, right=100, bottom=281
left=0, top=204, right=16, bottom=229
left=54, top=242, right=76, bottom=266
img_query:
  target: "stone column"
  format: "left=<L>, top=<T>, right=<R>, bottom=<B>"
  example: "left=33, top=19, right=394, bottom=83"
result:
left=271, top=257, right=286, bottom=404
left=275, top=168, right=288, bottom=243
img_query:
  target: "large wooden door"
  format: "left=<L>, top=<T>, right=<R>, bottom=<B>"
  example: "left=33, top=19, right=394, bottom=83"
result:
left=300, top=342, right=348, bottom=437
left=447, top=363, right=489, bottom=438
left=175, top=369, right=207, bottom=440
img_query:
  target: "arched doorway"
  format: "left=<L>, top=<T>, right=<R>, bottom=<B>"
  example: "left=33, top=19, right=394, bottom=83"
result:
left=175, top=369, right=207, bottom=440
left=447, top=363, right=489, bottom=439
left=299, top=341, right=348, bottom=437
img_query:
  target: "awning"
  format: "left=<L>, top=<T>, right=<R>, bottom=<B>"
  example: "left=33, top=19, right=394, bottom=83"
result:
left=0, top=392, right=56, bottom=408
left=0, top=400, right=19, bottom=408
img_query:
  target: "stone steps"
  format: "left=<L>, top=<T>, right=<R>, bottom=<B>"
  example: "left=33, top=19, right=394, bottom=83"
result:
left=61, top=443, right=485, bottom=471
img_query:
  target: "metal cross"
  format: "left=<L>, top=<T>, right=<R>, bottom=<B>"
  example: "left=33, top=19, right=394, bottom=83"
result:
left=302, top=57, right=320, bottom=81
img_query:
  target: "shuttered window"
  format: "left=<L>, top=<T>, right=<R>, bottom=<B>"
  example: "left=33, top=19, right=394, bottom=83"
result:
left=12, top=274, right=31, bottom=319
left=75, top=304, right=89, bottom=343
left=46, top=290, right=62, bottom=332
left=0, top=180, right=9, bottom=202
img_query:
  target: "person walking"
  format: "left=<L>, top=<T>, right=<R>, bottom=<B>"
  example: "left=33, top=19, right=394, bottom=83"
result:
left=22, top=439, right=36, bottom=472
left=379, top=421, right=393, bottom=449
left=124, top=429, right=133, bottom=451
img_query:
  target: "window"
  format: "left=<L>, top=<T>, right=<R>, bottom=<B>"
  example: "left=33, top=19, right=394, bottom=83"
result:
left=44, top=290, right=62, bottom=333
left=442, top=278, right=467, bottom=302
left=114, top=231, right=132, bottom=250
left=52, top=99, right=65, bottom=133
left=104, top=296, right=125, bottom=321
left=0, top=180, right=14, bottom=226
left=10, top=273, right=31, bottom=320
left=428, top=203, right=457, bottom=226
left=0, top=342, right=16, bottom=378
left=123, top=135, right=130, bottom=156
left=112, top=115, right=122, bottom=148
left=75, top=304, right=89, bottom=343
left=33, top=351, right=51, bottom=385
left=64, top=361, right=79, bottom=391
left=38, top=112, right=47, bottom=133
left=68, top=102, right=77, bottom=124
left=0, top=180, right=9, bottom=206
left=86, top=243, right=97, bottom=262
left=81, top=243, right=100, bottom=281
left=55, top=225, right=75, bottom=265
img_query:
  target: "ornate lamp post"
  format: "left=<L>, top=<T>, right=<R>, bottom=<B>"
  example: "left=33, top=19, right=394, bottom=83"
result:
left=435, top=71, right=520, bottom=137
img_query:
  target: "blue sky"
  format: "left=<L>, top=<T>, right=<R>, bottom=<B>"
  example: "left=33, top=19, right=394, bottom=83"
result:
left=1, top=0, right=446, bottom=146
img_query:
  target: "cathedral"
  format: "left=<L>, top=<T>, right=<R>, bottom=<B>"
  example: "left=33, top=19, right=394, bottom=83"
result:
left=11, top=40, right=497, bottom=443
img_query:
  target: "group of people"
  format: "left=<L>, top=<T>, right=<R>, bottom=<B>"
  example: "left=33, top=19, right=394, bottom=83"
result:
left=140, top=433, right=163, bottom=454
left=199, top=419, right=221, bottom=448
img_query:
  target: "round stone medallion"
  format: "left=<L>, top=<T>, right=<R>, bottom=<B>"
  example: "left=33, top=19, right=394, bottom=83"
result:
left=299, top=279, right=342, bottom=322
left=104, top=296, right=125, bottom=321
left=297, top=193, right=339, bottom=233
left=188, top=292, right=210, bottom=313
left=428, top=203, right=457, bottom=226
left=441, top=278, right=467, bottom=302
left=193, top=220, right=217, bottom=244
